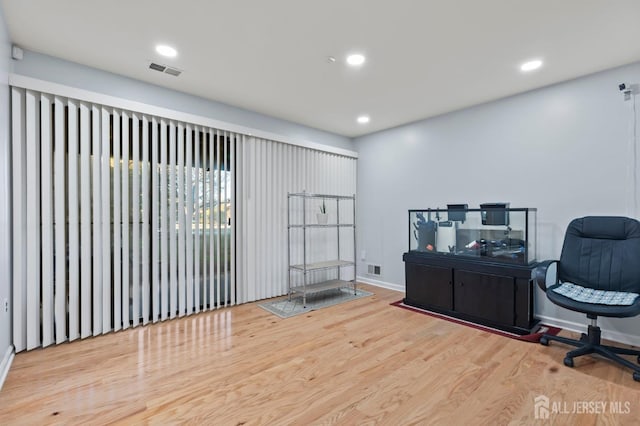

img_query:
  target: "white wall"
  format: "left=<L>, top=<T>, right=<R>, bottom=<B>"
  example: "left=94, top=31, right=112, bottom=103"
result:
left=354, top=61, right=640, bottom=345
left=0, top=4, right=13, bottom=379
left=12, top=50, right=353, bottom=152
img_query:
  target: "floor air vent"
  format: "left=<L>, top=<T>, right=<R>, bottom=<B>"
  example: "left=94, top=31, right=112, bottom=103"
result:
left=367, top=264, right=381, bottom=276
left=149, top=62, right=182, bottom=77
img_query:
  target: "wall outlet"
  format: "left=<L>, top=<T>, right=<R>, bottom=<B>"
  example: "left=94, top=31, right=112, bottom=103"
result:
left=3, top=299, right=8, bottom=313
left=360, top=250, right=366, bottom=261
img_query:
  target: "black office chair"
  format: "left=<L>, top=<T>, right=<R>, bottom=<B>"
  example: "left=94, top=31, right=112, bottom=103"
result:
left=535, top=216, right=640, bottom=381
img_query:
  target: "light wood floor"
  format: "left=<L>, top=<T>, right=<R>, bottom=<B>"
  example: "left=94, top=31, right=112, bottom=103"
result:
left=1, top=284, right=639, bottom=425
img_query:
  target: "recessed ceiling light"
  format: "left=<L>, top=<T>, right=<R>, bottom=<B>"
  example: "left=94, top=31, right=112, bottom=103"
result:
left=520, top=59, right=542, bottom=72
left=156, top=44, right=177, bottom=58
left=347, top=54, right=366, bottom=66
left=357, top=115, right=370, bottom=124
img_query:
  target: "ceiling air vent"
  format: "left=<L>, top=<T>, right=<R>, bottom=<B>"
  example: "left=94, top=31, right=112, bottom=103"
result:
left=148, top=62, right=182, bottom=77
left=164, top=66, right=182, bottom=77
left=149, top=62, right=166, bottom=72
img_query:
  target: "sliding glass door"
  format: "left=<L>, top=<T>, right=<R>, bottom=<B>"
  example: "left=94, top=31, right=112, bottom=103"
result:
left=11, top=88, right=237, bottom=351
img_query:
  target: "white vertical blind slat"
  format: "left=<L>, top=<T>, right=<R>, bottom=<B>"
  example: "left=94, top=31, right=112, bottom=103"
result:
left=112, top=110, right=122, bottom=332
left=25, top=90, right=41, bottom=350
left=169, top=121, right=177, bottom=318
left=11, top=87, right=27, bottom=352
left=55, top=97, right=68, bottom=343
left=264, top=139, right=271, bottom=298
left=91, top=105, right=102, bottom=336
left=285, top=145, right=292, bottom=290
left=160, top=119, right=169, bottom=320
left=258, top=139, right=264, bottom=298
left=216, top=130, right=221, bottom=308
left=40, top=94, right=54, bottom=346
left=201, top=129, right=207, bottom=310
left=79, top=102, right=92, bottom=338
left=194, top=127, right=201, bottom=313
left=257, top=139, right=265, bottom=299
left=132, top=114, right=141, bottom=326
left=101, top=107, right=112, bottom=334
left=68, top=100, right=80, bottom=340
left=269, top=140, right=276, bottom=296
left=280, top=143, right=286, bottom=293
left=142, top=115, right=151, bottom=325
left=40, top=95, right=55, bottom=347
left=235, top=136, right=242, bottom=304
left=185, top=124, right=194, bottom=314
left=273, top=142, right=280, bottom=295
left=178, top=123, right=186, bottom=316
left=223, top=131, right=229, bottom=306
left=249, top=138, right=256, bottom=299
left=151, top=117, right=160, bottom=322
left=266, top=139, right=273, bottom=298
left=229, top=133, right=236, bottom=306
left=249, top=139, right=257, bottom=300
left=226, top=132, right=232, bottom=304
left=222, top=132, right=234, bottom=306
left=273, top=140, right=280, bottom=296
left=246, top=138, right=255, bottom=301
left=121, top=111, right=130, bottom=328
left=236, top=136, right=245, bottom=304
left=208, top=129, right=215, bottom=309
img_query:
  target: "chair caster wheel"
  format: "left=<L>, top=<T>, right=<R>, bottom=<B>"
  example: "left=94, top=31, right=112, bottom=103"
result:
left=540, top=336, right=549, bottom=346
left=564, top=357, right=574, bottom=368
left=634, top=372, right=640, bottom=382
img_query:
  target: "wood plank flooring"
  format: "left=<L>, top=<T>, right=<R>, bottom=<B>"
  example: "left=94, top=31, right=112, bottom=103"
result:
left=1, top=284, right=639, bottom=425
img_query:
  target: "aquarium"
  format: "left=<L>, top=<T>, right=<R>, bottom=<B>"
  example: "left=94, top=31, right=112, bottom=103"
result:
left=408, top=206, right=537, bottom=265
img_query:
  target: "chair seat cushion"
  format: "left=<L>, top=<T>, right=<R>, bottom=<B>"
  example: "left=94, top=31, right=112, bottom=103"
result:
left=547, top=283, right=640, bottom=318
left=552, top=282, right=639, bottom=305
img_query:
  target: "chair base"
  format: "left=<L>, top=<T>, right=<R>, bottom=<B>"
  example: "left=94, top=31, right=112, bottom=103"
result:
left=540, top=325, right=640, bottom=382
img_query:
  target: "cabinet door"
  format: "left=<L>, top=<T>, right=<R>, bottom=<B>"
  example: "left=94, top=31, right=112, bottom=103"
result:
left=454, top=270, right=514, bottom=325
left=405, top=263, right=453, bottom=310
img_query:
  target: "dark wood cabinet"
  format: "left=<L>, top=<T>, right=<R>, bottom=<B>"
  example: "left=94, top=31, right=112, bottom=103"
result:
left=454, top=270, right=514, bottom=325
left=405, top=263, right=453, bottom=310
left=403, top=252, right=538, bottom=334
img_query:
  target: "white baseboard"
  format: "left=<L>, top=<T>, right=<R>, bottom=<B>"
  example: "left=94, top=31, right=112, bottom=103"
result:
left=536, top=315, right=640, bottom=347
left=357, top=276, right=404, bottom=293
left=0, top=345, right=15, bottom=391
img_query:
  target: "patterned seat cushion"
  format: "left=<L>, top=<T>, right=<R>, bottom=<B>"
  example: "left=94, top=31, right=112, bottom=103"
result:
left=552, top=282, right=639, bottom=306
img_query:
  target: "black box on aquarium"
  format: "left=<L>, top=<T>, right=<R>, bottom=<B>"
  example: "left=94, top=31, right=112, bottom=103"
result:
left=446, top=204, right=468, bottom=222
left=480, top=203, right=510, bottom=226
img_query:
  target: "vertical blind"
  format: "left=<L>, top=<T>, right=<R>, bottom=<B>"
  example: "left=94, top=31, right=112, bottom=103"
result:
left=236, top=137, right=357, bottom=303
left=10, top=84, right=357, bottom=352
left=11, top=88, right=236, bottom=352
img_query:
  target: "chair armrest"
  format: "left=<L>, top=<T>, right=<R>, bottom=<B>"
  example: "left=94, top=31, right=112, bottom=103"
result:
left=533, top=260, right=559, bottom=292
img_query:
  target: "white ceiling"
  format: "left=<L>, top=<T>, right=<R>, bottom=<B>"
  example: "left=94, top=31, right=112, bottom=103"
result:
left=3, top=0, right=640, bottom=138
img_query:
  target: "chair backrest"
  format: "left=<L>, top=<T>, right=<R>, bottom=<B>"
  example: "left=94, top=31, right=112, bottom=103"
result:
left=559, top=216, right=640, bottom=292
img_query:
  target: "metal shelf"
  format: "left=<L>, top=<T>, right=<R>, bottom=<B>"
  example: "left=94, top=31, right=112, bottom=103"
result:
left=289, top=279, right=354, bottom=295
left=288, top=192, right=355, bottom=200
left=287, top=191, right=356, bottom=306
left=289, top=223, right=355, bottom=229
left=290, top=260, right=354, bottom=272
